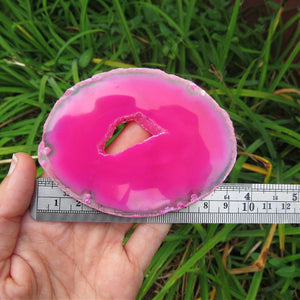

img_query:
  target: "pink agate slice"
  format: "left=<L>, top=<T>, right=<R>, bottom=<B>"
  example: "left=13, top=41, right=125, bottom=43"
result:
left=38, top=68, right=236, bottom=217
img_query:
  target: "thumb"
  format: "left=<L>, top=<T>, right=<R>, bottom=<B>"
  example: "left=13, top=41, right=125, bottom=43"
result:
left=0, top=153, right=36, bottom=264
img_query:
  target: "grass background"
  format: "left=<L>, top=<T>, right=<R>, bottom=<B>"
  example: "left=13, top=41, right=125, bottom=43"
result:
left=0, top=0, right=299, bottom=298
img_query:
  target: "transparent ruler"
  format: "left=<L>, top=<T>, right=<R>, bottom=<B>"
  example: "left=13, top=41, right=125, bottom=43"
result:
left=30, top=178, right=300, bottom=224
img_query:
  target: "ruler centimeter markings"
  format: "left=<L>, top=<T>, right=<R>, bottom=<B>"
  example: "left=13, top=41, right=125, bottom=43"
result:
left=30, top=178, right=300, bottom=223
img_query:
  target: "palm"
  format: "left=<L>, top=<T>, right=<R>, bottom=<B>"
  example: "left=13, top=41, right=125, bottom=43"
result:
left=7, top=214, right=141, bottom=299
left=0, top=153, right=170, bottom=300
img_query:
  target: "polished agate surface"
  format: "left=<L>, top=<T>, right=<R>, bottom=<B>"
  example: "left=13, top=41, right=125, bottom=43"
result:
left=38, top=68, right=236, bottom=217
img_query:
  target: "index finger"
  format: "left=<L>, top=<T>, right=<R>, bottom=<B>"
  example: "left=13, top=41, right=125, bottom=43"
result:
left=124, top=223, right=171, bottom=272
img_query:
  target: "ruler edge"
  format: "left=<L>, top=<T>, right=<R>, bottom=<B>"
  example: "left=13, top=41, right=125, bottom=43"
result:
left=30, top=181, right=38, bottom=220
left=30, top=178, right=300, bottom=223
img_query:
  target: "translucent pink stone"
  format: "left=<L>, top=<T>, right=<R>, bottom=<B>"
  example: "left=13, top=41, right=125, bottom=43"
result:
left=38, top=68, right=236, bottom=217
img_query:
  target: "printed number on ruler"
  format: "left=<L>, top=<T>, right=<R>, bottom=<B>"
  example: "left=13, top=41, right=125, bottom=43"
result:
left=187, top=184, right=300, bottom=214
left=31, top=178, right=300, bottom=223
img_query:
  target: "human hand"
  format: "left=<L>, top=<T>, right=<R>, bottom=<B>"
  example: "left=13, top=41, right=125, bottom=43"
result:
left=0, top=124, right=171, bottom=299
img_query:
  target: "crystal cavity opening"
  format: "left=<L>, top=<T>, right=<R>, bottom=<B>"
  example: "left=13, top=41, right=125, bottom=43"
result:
left=105, top=121, right=153, bottom=154
left=100, top=112, right=166, bottom=155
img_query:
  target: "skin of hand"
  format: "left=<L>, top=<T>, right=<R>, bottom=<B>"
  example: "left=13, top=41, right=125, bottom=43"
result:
left=0, top=124, right=171, bottom=299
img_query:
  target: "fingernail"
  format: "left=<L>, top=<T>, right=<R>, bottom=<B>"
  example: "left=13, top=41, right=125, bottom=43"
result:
left=7, top=154, right=17, bottom=176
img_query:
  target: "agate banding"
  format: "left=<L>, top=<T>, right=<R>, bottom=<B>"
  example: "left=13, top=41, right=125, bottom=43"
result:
left=38, top=68, right=237, bottom=217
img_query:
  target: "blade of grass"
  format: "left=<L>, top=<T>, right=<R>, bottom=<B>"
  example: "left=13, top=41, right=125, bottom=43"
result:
left=213, top=88, right=299, bottom=108
left=54, top=29, right=104, bottom=62
left=137, top=225, right=193, bottom=299
left=283, top=163, right=300, bottom=180
left=245, top=271, right=264, bottom=300
left=71, top=59, right=80, bottom=84
left=139, top=2, right=204, bottom=69
left=232, top=94, right=277, bottom=160
left=235, top=60, right=257, bottom=96
left=270, top=41, right=300, bottom=91
left=184, top=255, right=197, bottom=300
left=219, top=0, right=241, bottom=71
left=153, top=225, right=236, bottom=299
left=47, top=77, right=64, bottom=98
left=278, top=224, right=285, bottom=258
left=0, top=145, right=37, bottom=155
left=26, top=112, right=44, bottom=147
left=184, top=0, right=196, bottom=34
left=177, top=0, right=185, bottom=73
left=230, top=138, right=264, bottom=182
left=80, top=0, right=92, bottom=51
left=112, top=0, right=141, bottom=66
left=214, top=249, right=232, bottom=300
left=258, top=5, right=283, bottom=90
left=276, top=11, right=300, bottom=62
left=199, top=257, right=209, bottom=300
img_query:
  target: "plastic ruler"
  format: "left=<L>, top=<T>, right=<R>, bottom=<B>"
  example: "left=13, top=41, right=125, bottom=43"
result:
left=30, top=178, right=300, bottom=223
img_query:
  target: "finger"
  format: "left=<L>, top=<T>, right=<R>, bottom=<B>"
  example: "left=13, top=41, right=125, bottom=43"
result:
left=104, top=222, right=134, bottom=243
left=0, top=153, right=36, bottom=263
left=125, top=223, right=171, bottom=272
left=40, top=171, right=48, bottom=178
left=105, top=121, right=152, bottom=154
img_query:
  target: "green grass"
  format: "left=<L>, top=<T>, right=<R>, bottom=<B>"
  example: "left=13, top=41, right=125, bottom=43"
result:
left=0, top=0, right=300, bottom=298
